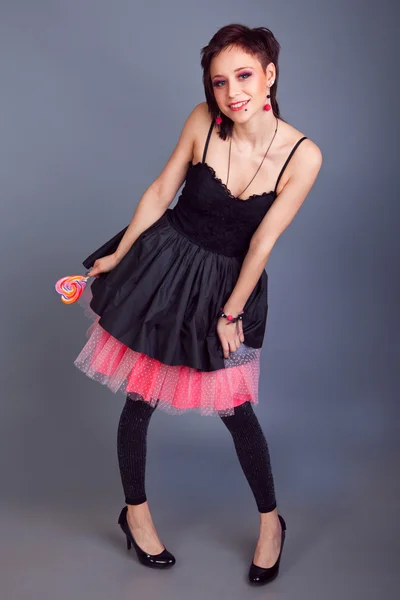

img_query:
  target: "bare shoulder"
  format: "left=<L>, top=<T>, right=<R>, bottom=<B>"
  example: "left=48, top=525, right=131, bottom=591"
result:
left=274, top=120, right=323, bottom=195
left=150, top=102, right=211, bottom=209
left=292, top=137, right=323, bottom=186
left=187, top=101, right=210, bottom=124
left=281, top=120, right=323, bottom=169
left=185, top=102, right=213, bottom=162
left=296, top=137, right=323, bottom=169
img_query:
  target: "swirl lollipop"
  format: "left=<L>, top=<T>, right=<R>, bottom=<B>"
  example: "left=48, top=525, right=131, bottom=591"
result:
left=55, top=272, right=93, bottom=304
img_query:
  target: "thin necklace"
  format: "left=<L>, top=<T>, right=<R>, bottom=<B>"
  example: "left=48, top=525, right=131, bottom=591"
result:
left=226, top=117, right=279, bottom=198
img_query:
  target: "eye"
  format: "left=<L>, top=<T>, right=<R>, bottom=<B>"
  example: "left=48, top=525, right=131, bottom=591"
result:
left=212, top=80, right=225, bottom=88
left=239, top=72, right=252, bottom=80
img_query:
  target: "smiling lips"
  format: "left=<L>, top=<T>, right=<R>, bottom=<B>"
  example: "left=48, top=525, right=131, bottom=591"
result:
left=229, top=99, right=250, bottom=111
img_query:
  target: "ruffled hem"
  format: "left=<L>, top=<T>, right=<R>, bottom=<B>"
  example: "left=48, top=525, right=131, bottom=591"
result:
left=74, top=288, right=260, bottom=417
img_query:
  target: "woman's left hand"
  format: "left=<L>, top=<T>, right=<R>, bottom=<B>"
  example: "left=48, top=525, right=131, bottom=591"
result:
left=217, top=316, right=245, bottom=359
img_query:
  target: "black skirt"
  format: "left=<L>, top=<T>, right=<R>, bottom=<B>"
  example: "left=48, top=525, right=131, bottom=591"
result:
left=73, top=211, right=268, bottom=416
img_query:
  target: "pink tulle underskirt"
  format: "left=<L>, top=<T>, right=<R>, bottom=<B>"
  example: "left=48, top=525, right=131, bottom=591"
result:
left=74, top=313, right=261, bottom=417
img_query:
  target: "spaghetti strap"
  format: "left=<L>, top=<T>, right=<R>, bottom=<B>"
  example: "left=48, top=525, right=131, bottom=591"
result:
left=202, top=120, right=215, bottom=164
left=274, top=136, right=308, bottom=194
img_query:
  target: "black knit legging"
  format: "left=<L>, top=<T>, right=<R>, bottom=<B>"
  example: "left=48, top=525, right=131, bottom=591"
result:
left=117, top=394, right=277, bottom=513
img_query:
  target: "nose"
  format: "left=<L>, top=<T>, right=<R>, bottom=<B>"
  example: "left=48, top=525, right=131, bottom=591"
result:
left=227, top=79, right=242, bottom=99
left=228, top=89, right=241, bottom=99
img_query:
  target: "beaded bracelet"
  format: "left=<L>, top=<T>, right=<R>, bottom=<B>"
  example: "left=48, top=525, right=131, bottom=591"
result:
left=218, top=307, right=244, bottom=323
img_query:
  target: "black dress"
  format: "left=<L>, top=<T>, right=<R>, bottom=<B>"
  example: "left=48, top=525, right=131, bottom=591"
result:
left=74, top=120, right=307, bottom=416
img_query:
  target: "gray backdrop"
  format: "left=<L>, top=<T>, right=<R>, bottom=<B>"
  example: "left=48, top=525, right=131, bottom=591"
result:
left=1, top=0, right=398, bottom=598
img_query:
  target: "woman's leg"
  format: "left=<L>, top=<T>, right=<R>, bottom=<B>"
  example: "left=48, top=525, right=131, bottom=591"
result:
left=219, top=400, right=277, bottom=513
left=220, top=400, right=283, bottom=568
left=117, top=394, right=157, bottom=505
left=117, top=394, right=165, bottom=554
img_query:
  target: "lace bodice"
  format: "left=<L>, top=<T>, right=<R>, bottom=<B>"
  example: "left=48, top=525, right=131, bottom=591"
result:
left=167, top=120, right=307, bottom=259
left=167, top=161, right=277, bottom=258
left=191, top=161, right=276, bottom=202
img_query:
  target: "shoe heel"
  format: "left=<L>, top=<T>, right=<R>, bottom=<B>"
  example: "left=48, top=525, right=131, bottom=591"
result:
left=126, top=536, right=132, bottom=550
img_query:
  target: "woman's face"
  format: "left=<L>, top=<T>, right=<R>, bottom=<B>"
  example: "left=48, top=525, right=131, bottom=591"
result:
left=210, top=45, right=274, bottom=120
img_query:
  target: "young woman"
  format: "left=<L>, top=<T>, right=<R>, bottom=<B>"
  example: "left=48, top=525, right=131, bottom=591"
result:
left=74, top=24, right=322, bottom=585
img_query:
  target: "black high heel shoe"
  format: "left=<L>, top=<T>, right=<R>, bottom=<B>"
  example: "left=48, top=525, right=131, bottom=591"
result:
left=117, top=506, right=176, bottom=569
left=248, top=514, right=286, bottom=585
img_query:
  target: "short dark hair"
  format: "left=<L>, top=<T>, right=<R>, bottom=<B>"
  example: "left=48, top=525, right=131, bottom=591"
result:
left=200, top=24, right=283, bottom=140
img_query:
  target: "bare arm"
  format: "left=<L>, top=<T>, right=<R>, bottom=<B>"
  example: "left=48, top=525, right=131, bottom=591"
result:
left=218, top=140, right=323, bottom=357
left=225, top=140, right=323, bottom=315
left=114, top=181, right=169, bottom=263
left=113, top=103, right=205, bottom=263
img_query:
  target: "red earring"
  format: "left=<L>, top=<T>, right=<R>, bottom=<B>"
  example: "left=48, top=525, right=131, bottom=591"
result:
left=215, top=112, right=222, bottom=124
left=263, top=93, right=271, bottom=111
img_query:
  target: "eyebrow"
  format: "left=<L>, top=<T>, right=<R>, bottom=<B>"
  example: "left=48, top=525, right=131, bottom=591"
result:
left=211, top=66, right=253, bottom=79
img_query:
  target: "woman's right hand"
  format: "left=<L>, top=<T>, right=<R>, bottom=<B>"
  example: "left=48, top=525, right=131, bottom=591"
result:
left=87, top=253, right=120, bottom=278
